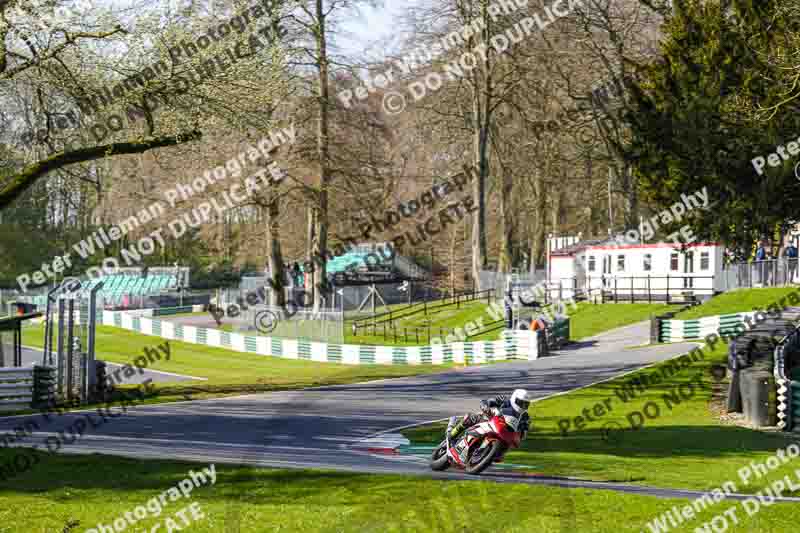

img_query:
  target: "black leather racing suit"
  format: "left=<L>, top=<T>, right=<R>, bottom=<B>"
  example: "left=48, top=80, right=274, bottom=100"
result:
left=449, top=395, right=530, bottom=440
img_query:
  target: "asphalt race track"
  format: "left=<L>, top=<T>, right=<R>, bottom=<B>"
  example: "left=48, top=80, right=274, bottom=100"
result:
left=4, top=322, right=798, bottom=501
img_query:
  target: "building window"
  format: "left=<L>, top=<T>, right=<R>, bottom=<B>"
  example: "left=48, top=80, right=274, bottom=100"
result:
left=700, top=251, right=710, bottom=270
left=670, top=253, right=679, bottom=271
left=588, top=256, right=596, bottom=272
left=643, top=254, right=652, bottom=271
left=617, top=255, right=625, bottom=271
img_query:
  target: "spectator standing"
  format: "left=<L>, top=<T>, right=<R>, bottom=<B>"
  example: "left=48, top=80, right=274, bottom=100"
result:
left=755, top=240, right=768, bottom=285
left=785, top=241, right=798, bottom=284
left=755, top=240, right=767, bottom=261
left=292, top=262, right=302, bottom=287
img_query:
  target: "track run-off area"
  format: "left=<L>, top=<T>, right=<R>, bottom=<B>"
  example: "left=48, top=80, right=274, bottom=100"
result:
left=3, top=322, right=798, bottom=502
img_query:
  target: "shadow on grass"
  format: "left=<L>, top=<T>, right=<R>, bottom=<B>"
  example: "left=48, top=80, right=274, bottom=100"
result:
left=0, top=449, right=379, bottom=503
left=409, top=420, right=789, bottom=457
left=527, top=424, right=790, bottom=457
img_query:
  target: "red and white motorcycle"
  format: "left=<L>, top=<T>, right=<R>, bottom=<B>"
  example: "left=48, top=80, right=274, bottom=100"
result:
left=429, top=413, right=523, bottom=475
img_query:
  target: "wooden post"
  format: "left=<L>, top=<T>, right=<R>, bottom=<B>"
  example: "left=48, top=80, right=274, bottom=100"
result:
left=647, top=275, right=651, bottom=303
left=631, top=276, right=634, bottom=303
left=614, top=278, right=618, bottom=302
left=666, top=274, right=670, bottom=304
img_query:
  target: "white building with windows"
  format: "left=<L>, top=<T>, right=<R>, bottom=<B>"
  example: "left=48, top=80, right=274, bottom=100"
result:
left=547, top=236, right=725, bottom=300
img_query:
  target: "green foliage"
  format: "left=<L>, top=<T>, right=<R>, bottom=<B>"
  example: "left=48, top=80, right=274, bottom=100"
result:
left=568, top=303, right=681, bottom=340
left=0, top=181, right=61, bottom=287
left=189, top=262, right=242, bottom=290
left=628, top=0, right=800, bottom=248
left=673, top=286, right=799, bottom=319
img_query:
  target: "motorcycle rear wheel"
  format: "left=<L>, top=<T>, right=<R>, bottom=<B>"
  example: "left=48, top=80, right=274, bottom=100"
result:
left=429, top=441, right=451, bottom=471
left=465, top=440, right=503, bottom=475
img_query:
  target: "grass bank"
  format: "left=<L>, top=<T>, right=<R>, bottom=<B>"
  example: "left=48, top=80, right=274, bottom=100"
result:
left=566, top=302, right=681, bottom=340
left=0, top=450, right=795, bottom=532
left=674, top=287, right=800, bottom=320
left=19, top=324, right=455, bottom=405
left=404, top=341, right=799, bottom=495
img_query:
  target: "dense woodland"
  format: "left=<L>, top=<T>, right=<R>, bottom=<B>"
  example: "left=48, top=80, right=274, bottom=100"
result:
left=1, top=0, right=798, bottom=301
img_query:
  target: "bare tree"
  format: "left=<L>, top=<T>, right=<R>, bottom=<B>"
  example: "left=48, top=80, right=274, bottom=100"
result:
left=0, top=0, right=290, bottom=209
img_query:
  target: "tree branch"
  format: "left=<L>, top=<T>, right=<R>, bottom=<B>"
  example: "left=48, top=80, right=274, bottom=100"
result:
left=0, top=130, right=202, bottom=210
left=0, top=27, right=125, bottom=79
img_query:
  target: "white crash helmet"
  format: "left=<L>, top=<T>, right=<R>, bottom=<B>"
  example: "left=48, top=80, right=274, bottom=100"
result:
left=510, top=389, right=531, bottom=414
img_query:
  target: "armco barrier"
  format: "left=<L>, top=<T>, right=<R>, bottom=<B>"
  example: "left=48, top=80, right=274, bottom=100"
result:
left=774, top=324, right=800, bottom=431
left=792, top=382, right=800, bottom=430
left=660, top=312, right=757, bottom=342
left=0, top=367, right=37, bottom=411
left=100, top=310, right=551, bottom=364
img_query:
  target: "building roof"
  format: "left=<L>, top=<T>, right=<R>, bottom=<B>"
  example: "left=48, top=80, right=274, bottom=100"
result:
left=550, top=236, right=721, bottom=257
left=550, top=237, right=613, bottom=257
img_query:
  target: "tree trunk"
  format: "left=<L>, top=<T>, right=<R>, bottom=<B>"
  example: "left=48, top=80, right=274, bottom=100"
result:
left=551, top=189, right=562, bottom=236
left=497, top=164, right=513, bottom=272
left=306, top=205, right=316, bottom=297
left=620, top=164, right=638, bottom=228
left=265, top=201, right=286, bottom=310
left=470, top=1, right=491, bottom=289
left=529, top=167, right=547, bottom=273
left=312, top=0, right=331, bottom=312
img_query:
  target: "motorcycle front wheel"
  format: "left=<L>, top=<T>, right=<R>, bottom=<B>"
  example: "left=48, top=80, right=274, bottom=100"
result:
left=465, top=440, right=503, bottom=475
left=429, top=440, right=451, bottom=471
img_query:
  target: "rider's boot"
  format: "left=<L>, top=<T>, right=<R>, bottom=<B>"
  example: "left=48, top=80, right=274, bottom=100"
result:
left=447, top=415, right=470, bottom=440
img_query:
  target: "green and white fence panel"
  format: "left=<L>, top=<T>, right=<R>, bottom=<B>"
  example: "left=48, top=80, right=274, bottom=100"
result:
left=660, top=312, right=757, bottom=342
left=510, top=330, right=537, bottom=361
left=205, top=328, right=221, bottom=348
left=337, top=345, right=358, bottom=365
left=230, top=333, right=245, bottom=352
left=183, top=326, right=198, bottom=344
left=100, top=311, right=545, bottom=365
left=161, top=319, right=176, bottom=340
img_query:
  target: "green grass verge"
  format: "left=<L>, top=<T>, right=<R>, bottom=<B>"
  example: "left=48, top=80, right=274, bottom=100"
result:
left=566, top=302, right=682, bottom=340
left=0, top=450, right=796, bottom=532
left=403, top=342, right=800, bottom=496
left=19, top=324, right=454, bottom=405
left=674, top=287, right=800, bottom=320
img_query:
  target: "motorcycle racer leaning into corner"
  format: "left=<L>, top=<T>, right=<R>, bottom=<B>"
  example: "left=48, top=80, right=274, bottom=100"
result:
left=447, top=388, right=532, bottom=441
